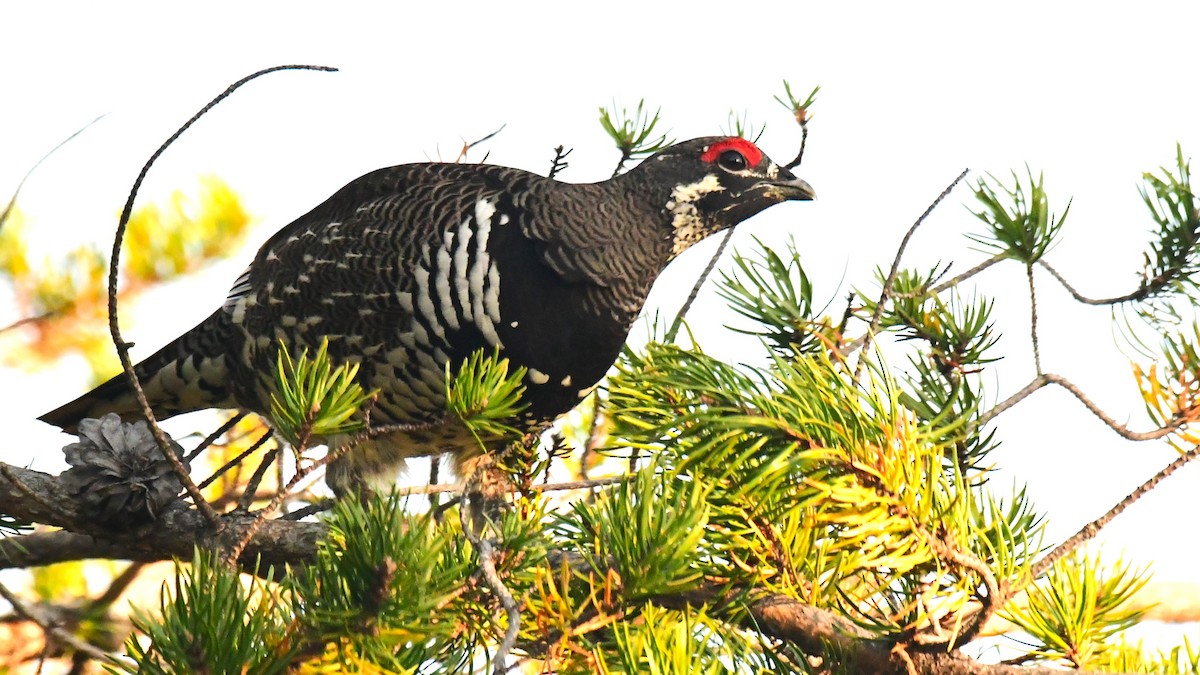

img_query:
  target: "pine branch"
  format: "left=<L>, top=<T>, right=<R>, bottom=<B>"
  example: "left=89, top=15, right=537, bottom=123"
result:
left=665, top=227, right=736, bottom=344
left=0, top=462, right=324, bottom=571
left=976, top=373, right=1182, bottom=441
left=855, top=169, right=971, bottom=381
left=0, top=580, right=127, bottom=668
left=1037, top=259, right=1150, bottom=305
left=1028, top=442, right=1200, bottom=581
left=540, top=550, right=1101, bottom=675
left=1026, top=264, right=1043, bottom=374
left=105, top=64, right=338, bottom=531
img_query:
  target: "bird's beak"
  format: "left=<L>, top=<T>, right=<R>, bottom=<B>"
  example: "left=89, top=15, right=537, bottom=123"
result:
left=761, top=175, right=816, bottom=202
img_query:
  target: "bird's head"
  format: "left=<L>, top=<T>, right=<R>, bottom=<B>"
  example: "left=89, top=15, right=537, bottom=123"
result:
left=629, top=136, right=815, bottom=258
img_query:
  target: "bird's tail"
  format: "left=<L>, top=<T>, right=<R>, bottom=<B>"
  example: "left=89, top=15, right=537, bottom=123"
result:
left=39, top=310, right=238, bottom=433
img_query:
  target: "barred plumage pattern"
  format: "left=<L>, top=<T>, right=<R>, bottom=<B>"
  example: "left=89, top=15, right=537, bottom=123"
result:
left=40, top=137, right=814, bottom=493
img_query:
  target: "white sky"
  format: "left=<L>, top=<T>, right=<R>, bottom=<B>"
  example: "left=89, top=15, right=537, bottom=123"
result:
left=2, top=1, right=1199, bottom=585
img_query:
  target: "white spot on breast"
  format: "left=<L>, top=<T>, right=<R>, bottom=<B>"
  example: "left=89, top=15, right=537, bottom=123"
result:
left=484, top=262, right=502, bottom=325
left=435, top=246, right=458, bottom=330
left=414, top=265, right=445, bottom=340
left=452, top=215, right=475, bottom=321
left=510, top=321, right=519, bottom=328
left=467, top=199, right=504, bottom=348
left=528, top=369, right=550, bottom=385
left=475, top=198, right=496, bottom=226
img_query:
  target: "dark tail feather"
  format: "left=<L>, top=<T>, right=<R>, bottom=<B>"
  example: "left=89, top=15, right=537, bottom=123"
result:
left=38, top=310, right=237, bottom=433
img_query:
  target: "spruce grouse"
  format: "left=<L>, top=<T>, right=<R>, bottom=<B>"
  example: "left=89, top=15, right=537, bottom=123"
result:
left=40, top=136, right=815, bottom=494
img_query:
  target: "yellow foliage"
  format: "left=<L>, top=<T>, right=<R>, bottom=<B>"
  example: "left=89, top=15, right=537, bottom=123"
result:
left=0, top=176, right=251, bottom=376
left=1133, top=348, right=1200, bottom=450
left=0, top=204, right=31, bottom=278
left=31, top=560, right=92, bottom=603
left=124, top=175, right=252, bottom=284
left=199, top=413, right=280, bottom=507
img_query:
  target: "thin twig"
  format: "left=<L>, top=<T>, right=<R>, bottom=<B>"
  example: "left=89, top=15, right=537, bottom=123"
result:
left=854, top=169, right=971, bottom=382
left=1038, top=259, right=1151, bottom=306
left=280, top=498, right=335, bottom=521
left=782, top=114, right=810, bottom=171
left=478, top=537, right=520, bottom=675
left=0, top=581, right=126, bottom=667
left=341, top=474, right=629, bottom=500
left=429, top=452, right=442, bottom=516
left=841, top=253, right=1007, bottom=357
left=106, top=64, right=336, bottom=530
left=185, top=412, right=247, bottom=462
left=227, top=439, right=360, bottom=562
left=197, top=429, right=274, bottom=491
left=610, top=150, right=632, bottom=179
left=929, top=253, right=1008, bottom=296
left=547, top=145, right=571, bottom=180
left=235, top=447, right=279, bottom=512
left=0, top=115, right=106, bottom=233
left=456, top=124, right=507, bottom=163
left=458, top=464, right=520, bottom=675
left=976, top=372, right=1181, bottom=441
left=1026, top=264, right=1042, bottom=375
left=1028, top=442, right=1200, bottom=580
left=665, top=227, right=737, bottom=344
left=0, top=305, right=73, bottom=335
left=344, top=418, right=449, bottom=446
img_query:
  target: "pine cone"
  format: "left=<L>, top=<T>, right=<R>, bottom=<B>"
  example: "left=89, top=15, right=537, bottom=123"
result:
left=60, top=413, right=189, bottom=526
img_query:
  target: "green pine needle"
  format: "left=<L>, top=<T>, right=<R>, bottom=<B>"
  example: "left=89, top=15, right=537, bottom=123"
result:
left=1002, top=552, right=1152, bottom=669
left=268, top=338, right=378, bottom=446
left=969, top=168, right=1068, bottom=264
left=122, top=551, right=294, bottom=674
left=445, top=348, right=528, bottom=446
left=599, top=99, right=673, bottom=163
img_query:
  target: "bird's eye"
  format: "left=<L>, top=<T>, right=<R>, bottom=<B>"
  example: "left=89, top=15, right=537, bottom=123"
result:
left=718, top=149, right=748, bottom=171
